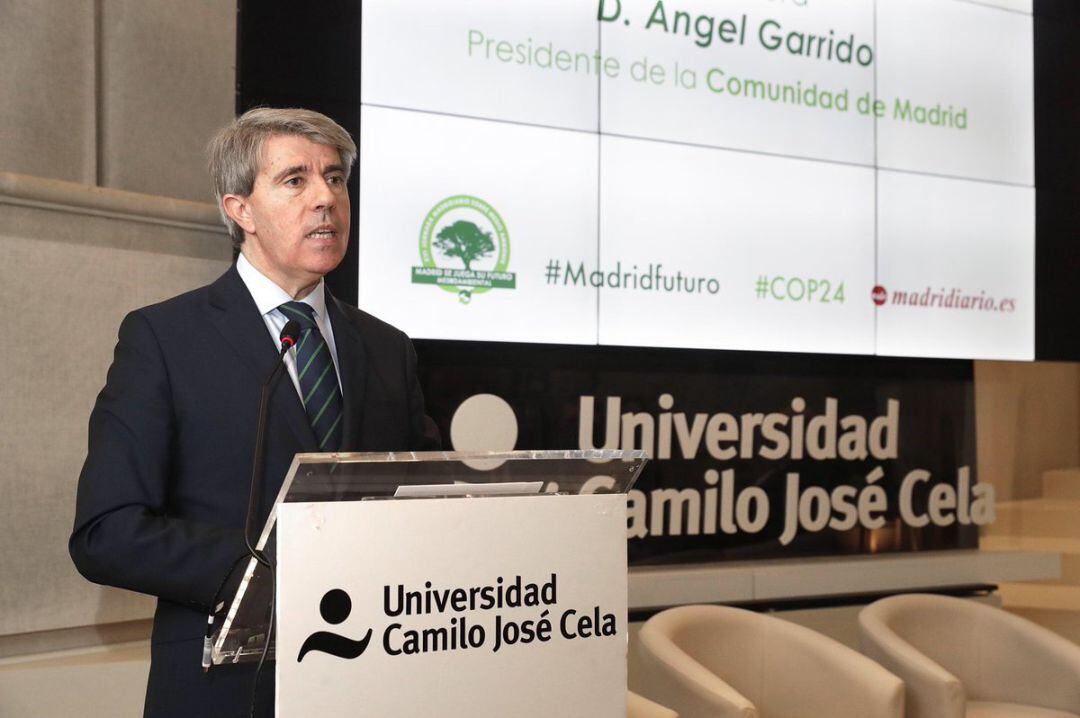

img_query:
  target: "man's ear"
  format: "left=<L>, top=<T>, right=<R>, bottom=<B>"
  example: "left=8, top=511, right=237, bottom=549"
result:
left=222, top=194, right=256, bottom=236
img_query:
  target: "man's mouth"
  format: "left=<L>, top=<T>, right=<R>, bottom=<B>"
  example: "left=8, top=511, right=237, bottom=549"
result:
left=306, top=226, right=338, bottom=239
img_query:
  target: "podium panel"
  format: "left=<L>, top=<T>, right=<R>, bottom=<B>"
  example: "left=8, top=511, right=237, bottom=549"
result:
left=276, top=494, right=627, bottom=717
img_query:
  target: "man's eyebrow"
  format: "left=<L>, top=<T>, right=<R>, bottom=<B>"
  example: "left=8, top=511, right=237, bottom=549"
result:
left=271, top=163, right=346, bottom=183
left=272, top=164, right=308, bottom=183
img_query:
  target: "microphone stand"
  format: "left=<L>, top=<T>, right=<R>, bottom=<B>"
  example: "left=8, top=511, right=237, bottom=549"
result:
left=244, top=325, right=298, bottom=565
left=243, top=320, right=300, bottom=718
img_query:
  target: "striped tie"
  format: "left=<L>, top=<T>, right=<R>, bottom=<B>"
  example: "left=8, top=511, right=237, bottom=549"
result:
left=278, top=302, right=344, bottom=451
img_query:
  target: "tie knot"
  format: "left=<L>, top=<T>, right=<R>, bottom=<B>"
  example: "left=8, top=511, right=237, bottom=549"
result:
left=278, top=301, right=317, bottom=329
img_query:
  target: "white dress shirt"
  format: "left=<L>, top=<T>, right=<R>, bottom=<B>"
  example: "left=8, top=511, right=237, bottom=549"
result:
left=235, top=253, right=342, bottom=406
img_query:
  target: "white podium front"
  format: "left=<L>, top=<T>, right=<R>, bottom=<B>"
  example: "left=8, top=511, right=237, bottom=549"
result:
left=278, top=493, right=628, bottom=717
left=206, top=450, right=646, bottom=717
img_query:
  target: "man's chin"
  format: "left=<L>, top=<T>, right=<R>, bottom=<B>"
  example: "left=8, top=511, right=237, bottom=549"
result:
left=304, top=248, right=348, bottom=278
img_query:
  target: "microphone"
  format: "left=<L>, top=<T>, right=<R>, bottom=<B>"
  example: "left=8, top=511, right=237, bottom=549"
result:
left=278, top=319, right=301, bottom=352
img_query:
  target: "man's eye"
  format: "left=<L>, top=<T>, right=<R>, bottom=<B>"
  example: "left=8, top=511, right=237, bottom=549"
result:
left=285, top=177, right=302, bottom=187
left=327, top=175, right=344, bottom=186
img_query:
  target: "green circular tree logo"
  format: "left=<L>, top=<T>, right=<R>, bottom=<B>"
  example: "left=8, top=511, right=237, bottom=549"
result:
left=412, top=195, right=515, bottom=304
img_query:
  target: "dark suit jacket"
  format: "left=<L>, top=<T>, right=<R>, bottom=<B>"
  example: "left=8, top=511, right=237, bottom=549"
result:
left=70, top=265, right=439, bottom=717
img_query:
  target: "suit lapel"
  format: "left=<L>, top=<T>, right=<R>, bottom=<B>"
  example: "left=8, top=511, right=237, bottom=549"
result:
left=327, top=291, right=366, bottom=452
left=206, top=265, right=318, bottom=452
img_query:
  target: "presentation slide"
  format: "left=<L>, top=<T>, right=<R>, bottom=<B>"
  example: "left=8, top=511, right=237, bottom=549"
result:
left=357, top=0, right=1034, bottom=360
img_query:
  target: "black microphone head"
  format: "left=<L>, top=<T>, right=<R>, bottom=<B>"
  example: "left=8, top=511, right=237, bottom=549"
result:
left=279, top=320, right=302, bottom=349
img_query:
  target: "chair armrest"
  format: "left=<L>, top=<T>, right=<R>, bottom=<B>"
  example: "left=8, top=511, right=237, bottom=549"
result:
left=762, top=618, right=905, bottom=718
left=858, top=610, right=965, bottom=718
left=628, top=690, right=679, bottom=718
left=636, top=623, right=757, bottom=718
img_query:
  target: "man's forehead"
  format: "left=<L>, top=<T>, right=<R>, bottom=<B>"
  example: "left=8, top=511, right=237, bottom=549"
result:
left=257, top=133, right=340, bottom=174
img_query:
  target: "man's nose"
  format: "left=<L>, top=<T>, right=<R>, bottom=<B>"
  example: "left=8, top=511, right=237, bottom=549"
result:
left=311, top=177, right=337, bottom=210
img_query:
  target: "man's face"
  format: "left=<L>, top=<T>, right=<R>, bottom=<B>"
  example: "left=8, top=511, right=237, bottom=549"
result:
left=233, top=134, right=350, bottom=293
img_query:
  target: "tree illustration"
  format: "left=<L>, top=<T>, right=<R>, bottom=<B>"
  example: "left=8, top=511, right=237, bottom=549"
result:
left=433, top=220, right=495, bottom=271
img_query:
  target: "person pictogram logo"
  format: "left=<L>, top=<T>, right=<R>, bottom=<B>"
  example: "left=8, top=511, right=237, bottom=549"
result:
left=297, top=588, right=373, bottom=662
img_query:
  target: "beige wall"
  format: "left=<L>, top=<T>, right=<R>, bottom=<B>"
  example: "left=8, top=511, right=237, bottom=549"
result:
left=0, top=2, right=96, bottom=184
left=0, top=0, right=234, bottom=203
left=976, top=361, right=1080, bottom=501
left=97, top=0, right=235, bottom=201
left=0, top=176, right=230, bottom=643
left=0, top=0, right=235, bottom=661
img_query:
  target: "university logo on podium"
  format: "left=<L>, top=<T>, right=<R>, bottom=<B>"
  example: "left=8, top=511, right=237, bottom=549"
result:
left=297, top=589, right=373, bottom=662
left=411, top=195, right=516, bottom=304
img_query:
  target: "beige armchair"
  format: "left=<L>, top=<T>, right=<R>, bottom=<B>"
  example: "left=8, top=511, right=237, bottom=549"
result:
left=629, top=689, right=678, bottom=718
left=858, top=594, right=1080, bottom=718
left=636, top=605, right=905, bottom=718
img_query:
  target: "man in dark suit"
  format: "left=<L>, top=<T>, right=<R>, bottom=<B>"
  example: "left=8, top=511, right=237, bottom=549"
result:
left=70, top=108, right=439, bottom=717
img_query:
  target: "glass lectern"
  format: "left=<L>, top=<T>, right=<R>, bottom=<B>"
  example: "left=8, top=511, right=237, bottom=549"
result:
left=205, top=449, right=646, bottom=668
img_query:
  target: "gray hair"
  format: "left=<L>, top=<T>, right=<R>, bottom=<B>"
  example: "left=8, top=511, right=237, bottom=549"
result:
left=207, top=107, right=357, bottom=248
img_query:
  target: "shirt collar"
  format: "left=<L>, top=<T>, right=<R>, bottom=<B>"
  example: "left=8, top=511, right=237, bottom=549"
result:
left=236, top=253, right=327, bottom=320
